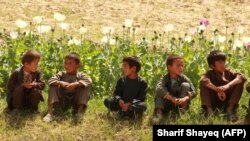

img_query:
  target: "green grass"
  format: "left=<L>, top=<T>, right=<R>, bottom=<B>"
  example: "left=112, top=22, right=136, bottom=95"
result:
left=1, top=0, right=250, bottom=140
left=0, top=90, right=249, bottom=140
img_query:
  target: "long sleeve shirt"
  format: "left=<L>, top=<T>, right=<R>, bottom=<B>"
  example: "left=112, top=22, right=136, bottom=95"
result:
left=156, top=73, right=196, bottom=99
left=114, top=76, right=148, bottom=103
left=48, top=71, right=92, bottom=88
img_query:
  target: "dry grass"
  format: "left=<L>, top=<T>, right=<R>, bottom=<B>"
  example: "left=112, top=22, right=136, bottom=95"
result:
left=0, top=97, right=153, bottom=141
left=0, top=93, right=249, bottom=140
left=0, top=0, right=250, bottom=41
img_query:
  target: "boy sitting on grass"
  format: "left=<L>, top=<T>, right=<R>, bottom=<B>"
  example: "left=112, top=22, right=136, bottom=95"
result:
left=104, top=56, right=148, bottom=119
left=153, top=54, right=196, bottom=124
left=200, top=50, right=246, bottom=122
left=6, top=50, right=45, bottom=113
left=43, top=52, right=92, bottom=122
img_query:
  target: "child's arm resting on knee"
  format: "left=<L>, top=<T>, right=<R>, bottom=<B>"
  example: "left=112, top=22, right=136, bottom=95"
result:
left=156, top=77, right=170, bottom=98
left=218, top=71, right=246, bottom=91
left=156, top=76, right=178, bottom=104
left=78, top=73, right=92, bottom=87
left=200, top=74, right=221, bottom=93
left=48, top=71, right=69, bottom=87
left=219, top=74, right=245, bottom=91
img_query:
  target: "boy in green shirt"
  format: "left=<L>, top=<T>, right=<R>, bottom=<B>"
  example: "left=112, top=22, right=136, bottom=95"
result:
left=153, top=54, right=196, bottom=124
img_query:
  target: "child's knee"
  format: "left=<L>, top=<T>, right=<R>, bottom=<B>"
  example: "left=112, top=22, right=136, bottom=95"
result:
left=136, top=102, right=147, bottom=112
left=104, top=98, right=114, bottom=107
left=180, top=82, right=190, bottom=89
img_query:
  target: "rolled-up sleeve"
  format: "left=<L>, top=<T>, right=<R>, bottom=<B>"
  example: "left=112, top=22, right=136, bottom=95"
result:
left=48, top=72, right=62, bottom=86
left=200, top=74, right=211, bottom=87
left=228, top=70, right=247, bottom=82
left=78, top=73, right=92, bottom=87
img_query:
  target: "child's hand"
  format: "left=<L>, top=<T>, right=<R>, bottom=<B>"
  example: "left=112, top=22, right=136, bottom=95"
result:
left=119, top=99, right=129, bottom=111
left=171, top=97, right=179, bottom=105
left=30, top=80, right=37, bottom=87
left=119, top=99, right=125, bottom=108
left=215, top=87, right=224, bottom=93
left=218, top=84, right=230, bottom=92
left=65, top=82, right=78, bottom=91
left=122, top=103, right=131, bottom=112
left=23, top=82, right=33, bottom=89
left=217, top=92, right=226, bottom=101
left=177, top=96, right=189, bottom=106
left=59, top=81, right=70, bottom=87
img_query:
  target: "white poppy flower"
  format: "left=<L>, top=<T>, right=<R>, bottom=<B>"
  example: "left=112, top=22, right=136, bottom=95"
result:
left=37, top=25, right=51, bottom=34
left=10, top=31, right=18, bottom=39
left=164, top=24, right=174, bottom=32
left=102, top=26, right=115, bottom=34
left=242, top=36, right=250, bottom=44
left=237, top=26, right=244, bottom=34
left=198, top=25, right=206, bottom=32
left=15, top=19, right=27, bottom=29
left=124, top=19, right=133, bottom=28
left=233, top=39, right=244, bottom=50
left=79, top=27, right=87, bottom=34
left=184, top=35, right=192, bottom=43
left=68, top=38, right=81, bottom=46
left=33, top=16, right=45, bottom=24
left=58, top=22, right=69, bottom=30
left=101, top=36, right=116, bottom=45
left=218, top=35, right=226, bottom=43
left=54, top=12, right=66, bottom=22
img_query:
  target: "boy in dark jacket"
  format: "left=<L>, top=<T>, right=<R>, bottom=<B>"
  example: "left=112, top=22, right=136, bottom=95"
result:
left=7, top=50, right=45, bottom=112
left=104, top=56, right=147, bottom=118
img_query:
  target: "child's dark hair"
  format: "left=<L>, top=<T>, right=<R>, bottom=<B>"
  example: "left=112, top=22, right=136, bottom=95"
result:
left=207, top=50, right=226, bottom=67
left=122, top=56, right=141, bottom=72
left=65, top=52, right=81, bottom=64
left=166, top=54, right=183, bottom=66
left=22, top=50, right=41, bottom=64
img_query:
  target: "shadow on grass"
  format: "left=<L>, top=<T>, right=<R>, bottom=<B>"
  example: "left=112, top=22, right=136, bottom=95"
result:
left=99, top=111, right=144, bottom=130
left=3, top=109, right=37, bottom=129
left=40, top=106, right=87, bottom=126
